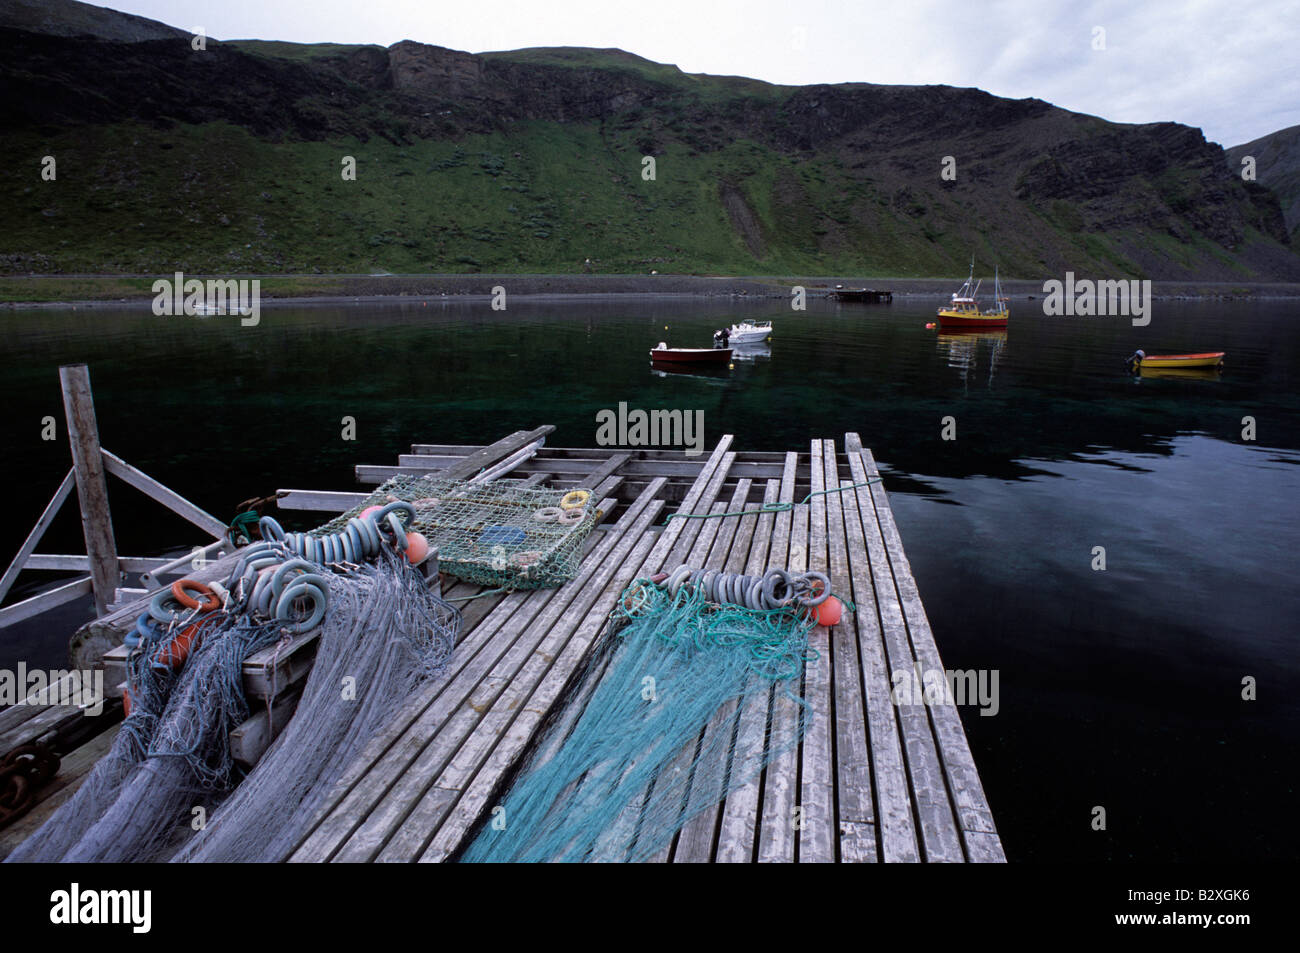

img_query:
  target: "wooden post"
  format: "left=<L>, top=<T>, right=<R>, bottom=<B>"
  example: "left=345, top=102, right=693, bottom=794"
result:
left=59, top=364, right=119, bottom=617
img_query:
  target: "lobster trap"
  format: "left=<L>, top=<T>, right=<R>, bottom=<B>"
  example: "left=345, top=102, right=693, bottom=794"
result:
left=313, top=477, right=602, bottom=590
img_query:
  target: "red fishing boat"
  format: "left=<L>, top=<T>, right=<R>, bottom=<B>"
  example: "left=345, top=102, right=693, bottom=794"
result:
left=649, top=342, right=733, bottom=364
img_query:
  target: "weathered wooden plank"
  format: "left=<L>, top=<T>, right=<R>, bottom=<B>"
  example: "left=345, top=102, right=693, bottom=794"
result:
left=822, top=443, right=876, bottom=862
left=368, top=426, right=554, bottom=485
left=0, top=680, right=110, bottom=753
left=963, top=830, right=1007, bottom=863
left=756, top=452, right=802, bottom=863
left=838, top=452, right=920, bottom=863
left=797, top=440, right=836, bottom=863
left=0, top=469, right=75, bottom=605
left=0, top=672, right=85, bottom=738
left=465, top=438, right=545, bottom=485
left=376, top=456, right=799, bottom=483
left=24, top=555, right=170, bottom=573
left=102, top=449, right=227, bottom=540
left=713, top=477, right=783, bottom=863
left=276, top=489, right=369, bottom=512
left=840, top=435, right=963, bottom=863
left=59, top=364, right=119, bottom=617
left=672, top=479, right=763, bottom=863
left=577, top=452, right=631, bottom=490
left=411, top=445, right=791, bottom=461
left=0, top=576, right=93, bottom=628
left=839, top=820, right=879, bottom=864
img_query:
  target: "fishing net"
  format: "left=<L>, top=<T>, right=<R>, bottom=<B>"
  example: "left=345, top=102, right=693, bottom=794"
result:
left=312, top=476, right=602, bottom=591
left=459, top=580, right=814, bottom=863
left=5, top=613, right=285, bottom=863
left=174, top=551, right=458, bottom=862
left=6, top=551, right=458, bottom=864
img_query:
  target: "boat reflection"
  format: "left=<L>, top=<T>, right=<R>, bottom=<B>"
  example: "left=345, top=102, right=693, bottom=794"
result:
left=649, top=359, right=733, bottom=379
left=729, top=342, right=771, bottom=363
left=1135, top=365, right=1223, bottom=381
left=936, top=329, right=1007, bottom=387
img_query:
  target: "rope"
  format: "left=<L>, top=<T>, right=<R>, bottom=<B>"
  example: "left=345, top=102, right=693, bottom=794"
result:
left=461, top=581, right=814, bottom=862
left=664, top=478, right=882, bottom=522
left=444, top=586, right=508, bottom=604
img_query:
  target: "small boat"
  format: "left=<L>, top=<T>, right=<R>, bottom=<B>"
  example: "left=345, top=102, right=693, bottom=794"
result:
left=937, top=260, right=1008, bottom=329
left=649, top=342, right=732, bottom=364
left=727, top=320, right=772, bottom=344
left=1127, top=350, right=1225, bottom=372
left=650, top=360, right=732, bottom=379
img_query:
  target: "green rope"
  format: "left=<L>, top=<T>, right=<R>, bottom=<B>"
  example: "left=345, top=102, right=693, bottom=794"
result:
left=444, top=586, right=509, bottom=604
left=228, top=510, right=260, bottom=544
left=664, top=478, right=882, bottom=523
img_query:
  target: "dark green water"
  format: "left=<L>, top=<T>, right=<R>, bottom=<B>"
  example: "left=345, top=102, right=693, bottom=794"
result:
left=2, top=294, right=1297, bottom=862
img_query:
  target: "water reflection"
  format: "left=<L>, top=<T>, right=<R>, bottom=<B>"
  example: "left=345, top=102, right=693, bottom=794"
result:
left=648, top=359, right=732, bottom=379
left=1134, top=365, right=1224, bottom=382
left=729, top=341, right=771, bottom=362
left=936, top=329, right=1007, bottom=388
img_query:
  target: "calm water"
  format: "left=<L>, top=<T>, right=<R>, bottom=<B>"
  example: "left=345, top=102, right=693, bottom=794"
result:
left=2, top=294, right=1297, bottom=862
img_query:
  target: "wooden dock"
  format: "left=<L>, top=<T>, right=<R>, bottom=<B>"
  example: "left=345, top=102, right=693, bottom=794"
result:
left=284, top=433, right=1003, bottom=863
left=3, top=427, right=1002, bottom=863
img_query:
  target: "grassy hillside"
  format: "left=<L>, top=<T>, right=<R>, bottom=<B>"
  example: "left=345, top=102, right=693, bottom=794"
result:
left=1, top=4, right=1297, bottom=280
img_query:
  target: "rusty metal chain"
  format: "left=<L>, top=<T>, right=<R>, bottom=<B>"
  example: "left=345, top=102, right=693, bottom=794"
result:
left=0, top=742, right=61, bottom=828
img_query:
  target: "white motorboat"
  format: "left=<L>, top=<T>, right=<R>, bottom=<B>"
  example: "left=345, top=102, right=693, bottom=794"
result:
left=727, top=320, right=772, bottom=345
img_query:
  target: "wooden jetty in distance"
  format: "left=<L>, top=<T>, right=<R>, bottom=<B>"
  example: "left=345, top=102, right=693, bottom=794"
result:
left=3, top=410, right=1003, bottom=862
left=829, top=286, right=893, bottom=303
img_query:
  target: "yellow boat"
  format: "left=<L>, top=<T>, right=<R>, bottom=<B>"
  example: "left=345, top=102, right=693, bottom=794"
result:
left=936, top=259, right=1008, bottom=329
left=1127, top=350, right=1225, bottom=372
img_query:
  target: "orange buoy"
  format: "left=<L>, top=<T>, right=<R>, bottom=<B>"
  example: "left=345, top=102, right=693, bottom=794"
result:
left=360, top=505, right=383, bottom=519
left=813, top=595, right=843, bottom=627
left=159, top=624, right=200, bottom=669
left=403, top=531, right=430, bottom=563
left=925, top=322, right=936, bottom=329
left=171, top=578, right=219, bottom=612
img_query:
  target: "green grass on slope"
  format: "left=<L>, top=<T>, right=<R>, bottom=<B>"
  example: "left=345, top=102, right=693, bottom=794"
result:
left=0, top=119, right=1259, bottom=278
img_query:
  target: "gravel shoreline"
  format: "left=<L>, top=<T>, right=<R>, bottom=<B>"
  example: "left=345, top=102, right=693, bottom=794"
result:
left=5, top=273, right=1300, bottom=309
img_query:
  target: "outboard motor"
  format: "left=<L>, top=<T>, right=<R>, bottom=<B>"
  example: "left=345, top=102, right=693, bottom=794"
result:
left=1126, top=349, right=1145, bottom=373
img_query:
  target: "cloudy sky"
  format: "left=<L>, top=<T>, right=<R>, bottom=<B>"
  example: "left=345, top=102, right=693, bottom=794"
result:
left=110, top=0, right=1297, bottom=146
